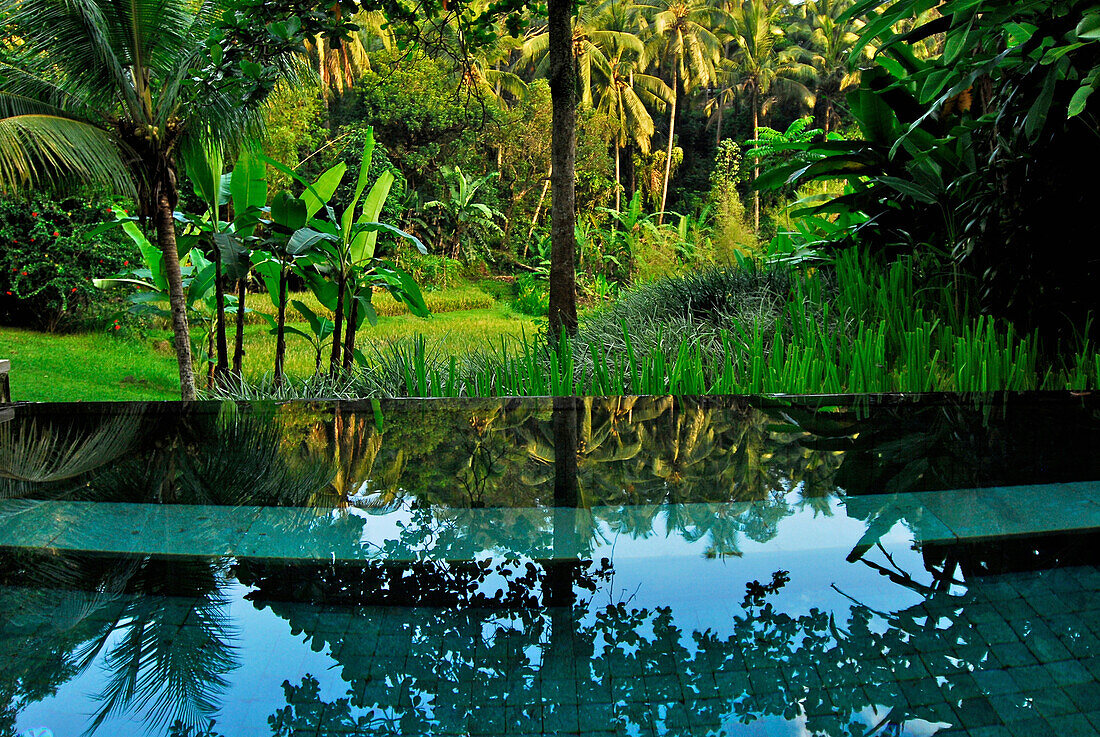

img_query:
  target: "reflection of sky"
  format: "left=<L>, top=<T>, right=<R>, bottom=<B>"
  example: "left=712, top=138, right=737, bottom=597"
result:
left=578, top=500, right=934, bottom=639
left=10, top=497, right=949, bottom=737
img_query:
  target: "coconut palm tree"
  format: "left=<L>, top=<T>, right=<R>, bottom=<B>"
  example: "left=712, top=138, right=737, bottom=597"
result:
left=0, top=0, right=288, bottom=399
left=521, top=6, right=643, bottom=107
left=637, top=0, right=730, bottom=222
left=592, top=51, right=673, bottom=210
left=790, top=0, right=868, bottom=137
left=305, top=10, right=371, bottom=127
left=723, top=0, right=814, bottom=232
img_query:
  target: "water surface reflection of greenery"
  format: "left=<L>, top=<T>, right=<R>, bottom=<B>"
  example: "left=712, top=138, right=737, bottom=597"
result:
left=0, top=394, right=1097, bottom=736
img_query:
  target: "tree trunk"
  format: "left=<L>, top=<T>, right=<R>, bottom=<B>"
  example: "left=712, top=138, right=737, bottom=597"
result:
left=715, top=99, right=724, bottom=147
left=213, top=255, right=229, bottom=387
left=329, top=272, right=345, bottom=374
left=614, top=144, right=621, bottom=212
left=752, top=89, right=760, bottom=234
left=548, top=0, right=578, bottom=339
left=274, top=265, right=288, bottom=387
left=658, top=66, right=678, bottom=226
left=813, top=94, right=830, bottom=141
left=528, top=166, right=552, bottom=244
left=233, top=277, right=246, bottom=376
left=623, top=143, right=635, bottom=200
left=342, top=294, right=359, bottom=372
left=155, top=192, right=196, bottom=400
left=207, top=328, right=215, bottom=390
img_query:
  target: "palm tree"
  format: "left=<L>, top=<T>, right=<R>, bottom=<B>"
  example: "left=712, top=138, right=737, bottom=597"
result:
left=723, top=0, right=813, bottom=232
left=305, top=11, right=370, bottom=127
left=592, top=51, right=673, bottom=210
left=791, top=0, right=868, bottom=137
left=0, top=0, right=284, bottom=399
left=638, top=0, right=729, bottom=223
left=521, top=7, right=643, bottom=107
left=460, top=38, right=531, bottom=110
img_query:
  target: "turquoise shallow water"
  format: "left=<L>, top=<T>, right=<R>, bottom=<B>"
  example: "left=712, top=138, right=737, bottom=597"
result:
left=1, top=394, right=1098, bottom=736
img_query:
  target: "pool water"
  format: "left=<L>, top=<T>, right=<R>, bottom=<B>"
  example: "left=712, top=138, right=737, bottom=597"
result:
left=1, top=394, right=1098, bottom=736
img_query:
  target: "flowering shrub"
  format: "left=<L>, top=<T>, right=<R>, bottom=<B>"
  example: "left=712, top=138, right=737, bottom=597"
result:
left=0, top=193, right=138, bottom=331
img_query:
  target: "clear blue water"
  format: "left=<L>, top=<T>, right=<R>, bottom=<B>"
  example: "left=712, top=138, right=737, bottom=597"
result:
left=1, top=394, right=1098, bottom=736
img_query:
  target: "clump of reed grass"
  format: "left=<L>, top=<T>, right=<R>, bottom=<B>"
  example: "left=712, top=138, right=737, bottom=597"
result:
left=210, top=250, right=1099, bottom=399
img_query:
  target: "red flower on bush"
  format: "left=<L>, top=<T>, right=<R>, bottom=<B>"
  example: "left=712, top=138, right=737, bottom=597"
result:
left=31, top=212, right=38, bottom=218
left=123, top=260, right=129, bottom=266
left=52, top=231, right=59, bottom=237
left=20, top=271, right=27, bottom=276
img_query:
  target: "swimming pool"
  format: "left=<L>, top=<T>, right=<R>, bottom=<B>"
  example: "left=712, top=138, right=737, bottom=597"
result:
left=1, top=394, right=1098, bottom=736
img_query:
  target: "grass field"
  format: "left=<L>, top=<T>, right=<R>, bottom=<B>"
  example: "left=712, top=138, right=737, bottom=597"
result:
left=1, top=293, right=538, bottom=401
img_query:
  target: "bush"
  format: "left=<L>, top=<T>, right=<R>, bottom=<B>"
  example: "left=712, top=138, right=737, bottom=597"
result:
left=0, top=193, right=138, bottom=331
left=398, top=249, right=463, bottom=290
left=575, top=265, right=800, bottom=360
left=512, top=274, right=549, bottom=317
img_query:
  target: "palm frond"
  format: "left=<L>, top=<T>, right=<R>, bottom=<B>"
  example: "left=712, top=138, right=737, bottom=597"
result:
left=0, top=114, right=133, bottom=195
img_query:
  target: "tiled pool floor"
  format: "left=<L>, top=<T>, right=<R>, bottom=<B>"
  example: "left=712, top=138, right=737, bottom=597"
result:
left=7, top=557, right=1100, bottom=736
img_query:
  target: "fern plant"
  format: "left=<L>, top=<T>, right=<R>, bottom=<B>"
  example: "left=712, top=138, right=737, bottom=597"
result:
left=743, top=116, right=842, bottom=169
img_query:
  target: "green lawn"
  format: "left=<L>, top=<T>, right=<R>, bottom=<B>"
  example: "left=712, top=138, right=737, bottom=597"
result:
left=2, top=303, right=538, bottom=401
left=1, top=327, right=181, bottom=401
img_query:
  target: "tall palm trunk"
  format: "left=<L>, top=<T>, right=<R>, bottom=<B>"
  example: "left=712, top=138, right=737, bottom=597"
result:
left=614, top=143, right=621, bottom=212
left=329, top=273, right=345, bottom=374
left=752, top=87, right=760, bottom=234
left=658, top=66, right=678, bottom=226
left=715, top=100, right=723, bottom=147
left=623, top=143, right=635, bottom=198
left=155, top=191, right=196, bottom=400
left=548, top=0, right=578, bottom=339
left=528, top=165, right=552, bottom=243
left=233, top=278, right=246, bottom=376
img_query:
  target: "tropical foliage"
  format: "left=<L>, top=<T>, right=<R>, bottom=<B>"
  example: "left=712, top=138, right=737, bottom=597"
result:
left=0, top=0, right=1096, bottom=397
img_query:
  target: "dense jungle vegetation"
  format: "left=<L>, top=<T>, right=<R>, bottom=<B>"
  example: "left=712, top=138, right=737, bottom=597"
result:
left=0, top=0, right=1097, bottom=399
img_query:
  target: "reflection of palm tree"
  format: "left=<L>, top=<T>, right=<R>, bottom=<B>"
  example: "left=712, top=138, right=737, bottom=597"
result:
left=0, top=410, right=138, bottom=486
left=75, top=559, right=238, bottom=735
left=0, top=404, right=338, bottom=734
left=0, top=550, right=240, bottom=736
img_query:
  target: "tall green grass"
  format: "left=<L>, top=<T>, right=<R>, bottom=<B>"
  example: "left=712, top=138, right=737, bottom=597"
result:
left=214, top=251, right=1099, bottom=398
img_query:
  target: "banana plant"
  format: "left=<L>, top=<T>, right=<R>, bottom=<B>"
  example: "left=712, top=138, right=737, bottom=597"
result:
left=93, top=229, right=231, bottom=385
left=253, top=190, right=314, bottom=386
left=178, top=142, right=267, bottom=384
left=257, top=300, right=335, bottom=373
left=260, top=127, right=429, bottom=375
